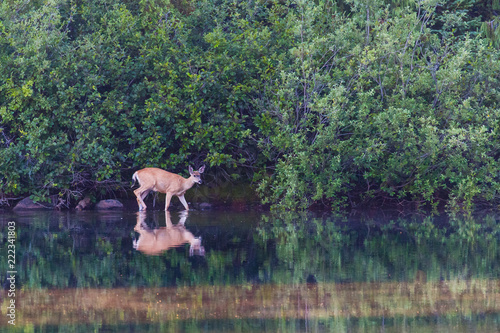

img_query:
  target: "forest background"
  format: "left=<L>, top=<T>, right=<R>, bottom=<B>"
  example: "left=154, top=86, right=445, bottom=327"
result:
left=0, top=0, right=499, bottom=212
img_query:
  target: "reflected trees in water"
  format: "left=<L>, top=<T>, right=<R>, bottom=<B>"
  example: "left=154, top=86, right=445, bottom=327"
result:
left=0, top=210, right=500, bottom=331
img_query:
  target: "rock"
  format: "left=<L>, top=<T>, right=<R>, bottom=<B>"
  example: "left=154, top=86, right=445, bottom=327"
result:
left=199, top=202, right=213, bottom=210
left=75, top=197, right=92, bottom=211
left=95, top=199, right=123, bottom=210
left=306, top=274, right=317, bottom=284
left=13, top=197, right=53, bottom=210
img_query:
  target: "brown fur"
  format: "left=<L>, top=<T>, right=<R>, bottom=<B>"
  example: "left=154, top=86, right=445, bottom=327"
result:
left=133, top=211, right=204, bottom=256
left=132, top=166, right=205, bottom=211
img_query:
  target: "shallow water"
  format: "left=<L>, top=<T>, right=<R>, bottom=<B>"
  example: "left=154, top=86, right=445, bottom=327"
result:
left=1, top=209, right=500, bottom=332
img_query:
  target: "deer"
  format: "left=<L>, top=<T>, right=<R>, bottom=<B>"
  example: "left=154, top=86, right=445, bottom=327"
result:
left=133, top=211, right=205, bottom=256
left=132, top=165, right=205, bottom=211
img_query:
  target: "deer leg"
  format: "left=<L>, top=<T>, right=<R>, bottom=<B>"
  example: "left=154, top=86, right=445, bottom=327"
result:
left=141, top=190, right=150, bottom=201
left=178, top=194, right=189, bottom=211
left=140, top=190, right=152, bottom=210
left=165, top=192, right=172, bottom=211
left=134, top=187, right=148, bottom=211
left=134, top=211, right=148, bottom=231
left=165, top=211, right=173, bottom=228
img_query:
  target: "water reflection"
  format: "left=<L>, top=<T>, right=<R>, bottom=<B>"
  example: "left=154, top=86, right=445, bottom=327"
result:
left=8, top=279, right=500, bottom=332
left=0, top=210, right=499, bottom=332
left=133, top=211, right=205, bottom=256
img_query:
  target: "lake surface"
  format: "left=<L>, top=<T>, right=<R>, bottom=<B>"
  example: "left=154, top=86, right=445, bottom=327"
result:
left=1, top=209, right=500, bottom=332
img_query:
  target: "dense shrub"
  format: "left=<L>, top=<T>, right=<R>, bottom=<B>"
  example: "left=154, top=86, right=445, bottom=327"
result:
left=255, top=0, right=500, bottom=210
left=0, top=0, right=498, bottom=210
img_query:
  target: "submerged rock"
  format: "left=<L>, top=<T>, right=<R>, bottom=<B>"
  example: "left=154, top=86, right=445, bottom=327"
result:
left=95, top=199, right=123, bottom=210
left=13, top=197, right=53, bottom=210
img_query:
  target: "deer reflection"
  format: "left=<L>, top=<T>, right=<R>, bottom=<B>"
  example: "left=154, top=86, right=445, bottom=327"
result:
left=133, top=211, right=205, bottom=256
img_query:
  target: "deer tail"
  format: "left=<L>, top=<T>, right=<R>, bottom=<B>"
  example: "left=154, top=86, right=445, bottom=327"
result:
left=131, top=172, right=139, bottom=188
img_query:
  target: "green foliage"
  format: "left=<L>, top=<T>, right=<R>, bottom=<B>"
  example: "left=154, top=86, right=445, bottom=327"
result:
left=481, top=16, right=500, bottom=48
left=0, top=0, right=499, bottom=211
left=0, top=0, right=268, bottom=203
left=255, top=0, right=500, bottom=211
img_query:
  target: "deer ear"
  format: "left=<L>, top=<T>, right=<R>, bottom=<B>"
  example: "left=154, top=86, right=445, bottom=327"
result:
left=199, top=165, right=205, bottom=173
left=188, top=165, right=194, bottom=174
